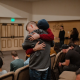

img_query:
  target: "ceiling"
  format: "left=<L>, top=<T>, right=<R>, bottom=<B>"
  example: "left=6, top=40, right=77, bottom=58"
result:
left=0, top=0, right=49, bottom=1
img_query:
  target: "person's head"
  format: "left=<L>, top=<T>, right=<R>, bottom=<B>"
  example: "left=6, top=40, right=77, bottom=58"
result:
left=0, top=57, right=3, bottom=69
left=26, top=21, right=38, bottom=33
left=60, top=26, right=64, bottom=30
left=11, top=51, right=18, bottom=59
left=37, top=19, right=49, bottom=30
left=72, top=28, right=79, bottom=35
left=69, top=43, right=76, bottom=49
left=61, top=44, right=69, bottom=53
left=76, top=69, right=80, bottom=80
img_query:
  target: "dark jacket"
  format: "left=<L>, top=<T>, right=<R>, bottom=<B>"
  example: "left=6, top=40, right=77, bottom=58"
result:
left=59, top=30, right=65, bottom=41
left=70, top=33, right=79, bottom=42
left=22, top=29, right=51, bottom=69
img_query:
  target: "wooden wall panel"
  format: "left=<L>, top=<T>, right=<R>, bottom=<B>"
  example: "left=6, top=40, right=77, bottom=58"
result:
left=1, top=26, right=6, bottom=37
left=48, top=20, right=80, bottom=43
left=14, top=25, right=18, bottom=37
left=19, top=26, right=23, bottom=36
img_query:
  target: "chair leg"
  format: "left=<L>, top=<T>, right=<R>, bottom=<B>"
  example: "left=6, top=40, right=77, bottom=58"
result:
left=51, top=69, right=56, bottom=80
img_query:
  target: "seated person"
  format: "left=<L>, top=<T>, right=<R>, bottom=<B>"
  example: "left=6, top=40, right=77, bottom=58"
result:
left=69, top=42, right=77, bottom=50
left=59, top=44, right=80, bottom=71
left=0, top=57, right=7, bottom=76
left=50, top=47, right=56, bottom=55
left=76, top=68, right=80, bottom=80
left=69, top=43, right=80, bottom=54
left=24, top=54, right=30, bottom=66
left=74, top=45, right=80, bottom=54
left=10, top=51, right=24, bottom=72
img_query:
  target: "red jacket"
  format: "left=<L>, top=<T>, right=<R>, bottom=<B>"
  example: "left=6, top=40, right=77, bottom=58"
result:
left=26, top=28, right=54, bottom=55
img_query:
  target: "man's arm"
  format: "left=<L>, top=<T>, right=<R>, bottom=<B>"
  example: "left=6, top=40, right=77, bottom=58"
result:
left=59, top=60, right=70, bottom=66
left=26, top=42, right=46, bottom=55
left=40, top=28, right=54, bottom=41
left=22, top=36, right=37, bottom=50
left=29, top=28, right=54, bottom=41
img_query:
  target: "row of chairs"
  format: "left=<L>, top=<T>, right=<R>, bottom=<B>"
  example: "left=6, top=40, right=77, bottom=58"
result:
left=0, top=65, right=29, bottom=80
left=0, top=51, right=65, bottom=80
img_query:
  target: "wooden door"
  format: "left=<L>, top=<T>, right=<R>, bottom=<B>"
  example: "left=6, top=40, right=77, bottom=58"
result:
left=1, top=23, right=24, bottom=51
left=13, top=24, right=24, bottom=50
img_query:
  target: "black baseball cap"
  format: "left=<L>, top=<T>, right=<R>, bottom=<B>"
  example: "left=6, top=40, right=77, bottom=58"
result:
left=61, top=44, right=69, bottom=50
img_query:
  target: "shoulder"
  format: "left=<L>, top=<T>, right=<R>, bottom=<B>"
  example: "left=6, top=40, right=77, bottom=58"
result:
left=66, top=50, right=72, bottom=55
left=2, top=70, right=7, bottom=73
left=63, top=30, right=65, bottom=33
left=36, top=29, right=47, bottom=34
left=10, top=60, right=17, bottom=64
left=19, top=59, right=24, bottom=62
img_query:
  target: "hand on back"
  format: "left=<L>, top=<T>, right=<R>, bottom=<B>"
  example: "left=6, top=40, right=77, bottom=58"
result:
left=28, top=33, right=40, bottom=41
left=33, top=41, right=46, bottom=51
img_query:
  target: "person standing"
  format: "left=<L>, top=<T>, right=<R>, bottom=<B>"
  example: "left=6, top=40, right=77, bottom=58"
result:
left=22, top=21, right=51, bottom=80
left=70, top=28, right=79, bottom=43
left=59, top=26, right=65, bottom=47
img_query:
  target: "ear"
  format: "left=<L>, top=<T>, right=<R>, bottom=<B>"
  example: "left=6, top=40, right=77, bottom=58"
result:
left=65, top=49, right=66, bottom=52
left=31, top=25, right=33, bottom=28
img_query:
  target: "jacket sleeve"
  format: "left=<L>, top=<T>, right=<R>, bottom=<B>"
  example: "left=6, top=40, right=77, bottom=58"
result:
left=22, top=36, right=36, bottom=50
left=26, top=48, right=34, bottom=55
left=39, top=28, right=54, bottom=41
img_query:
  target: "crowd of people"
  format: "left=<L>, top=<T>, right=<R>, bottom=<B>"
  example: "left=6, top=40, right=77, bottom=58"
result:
left=0, top=19, right=80, bottom=80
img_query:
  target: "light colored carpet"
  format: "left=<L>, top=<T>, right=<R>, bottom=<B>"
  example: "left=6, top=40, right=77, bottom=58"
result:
left=0, top=50, right=25, bottom=72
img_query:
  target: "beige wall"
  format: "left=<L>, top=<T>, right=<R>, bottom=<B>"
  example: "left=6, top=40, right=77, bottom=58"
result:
left=32, top=0, right=80, bottom=21
left=0, top=1, right=32, bottom=40
left=0, top=1, right=32, bottom=19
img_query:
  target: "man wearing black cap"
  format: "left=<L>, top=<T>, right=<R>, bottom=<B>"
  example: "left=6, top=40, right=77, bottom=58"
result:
left=59, top=26, right=65, bottom=48
left=59, top=44, right=80, bottom=71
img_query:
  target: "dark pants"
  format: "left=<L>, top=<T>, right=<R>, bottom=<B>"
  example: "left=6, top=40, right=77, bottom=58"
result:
left=29, top=68, right=49, bottom=80
left=63, top=64, right=79, bottom=71
left=60, top=40, right=64, bottom=48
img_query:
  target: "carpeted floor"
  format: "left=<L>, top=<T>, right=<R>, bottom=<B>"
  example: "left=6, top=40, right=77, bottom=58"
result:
left=0, top=50, right=25, bottom=72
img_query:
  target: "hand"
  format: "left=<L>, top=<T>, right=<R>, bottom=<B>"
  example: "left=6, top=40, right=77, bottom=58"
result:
left=28, top=33, right=40, bottom=41
left=59, top=62, right=62, bottom=67
left=33, top=41, right=46, bottom=51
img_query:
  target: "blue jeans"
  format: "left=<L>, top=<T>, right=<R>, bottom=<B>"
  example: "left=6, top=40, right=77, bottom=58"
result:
left=29, top=68, right=49, bottom=80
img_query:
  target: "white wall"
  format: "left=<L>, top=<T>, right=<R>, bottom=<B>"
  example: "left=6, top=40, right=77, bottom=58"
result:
left=32, top=0, right=80, bottom=21
left=0, top=0, right=32, bottom=38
